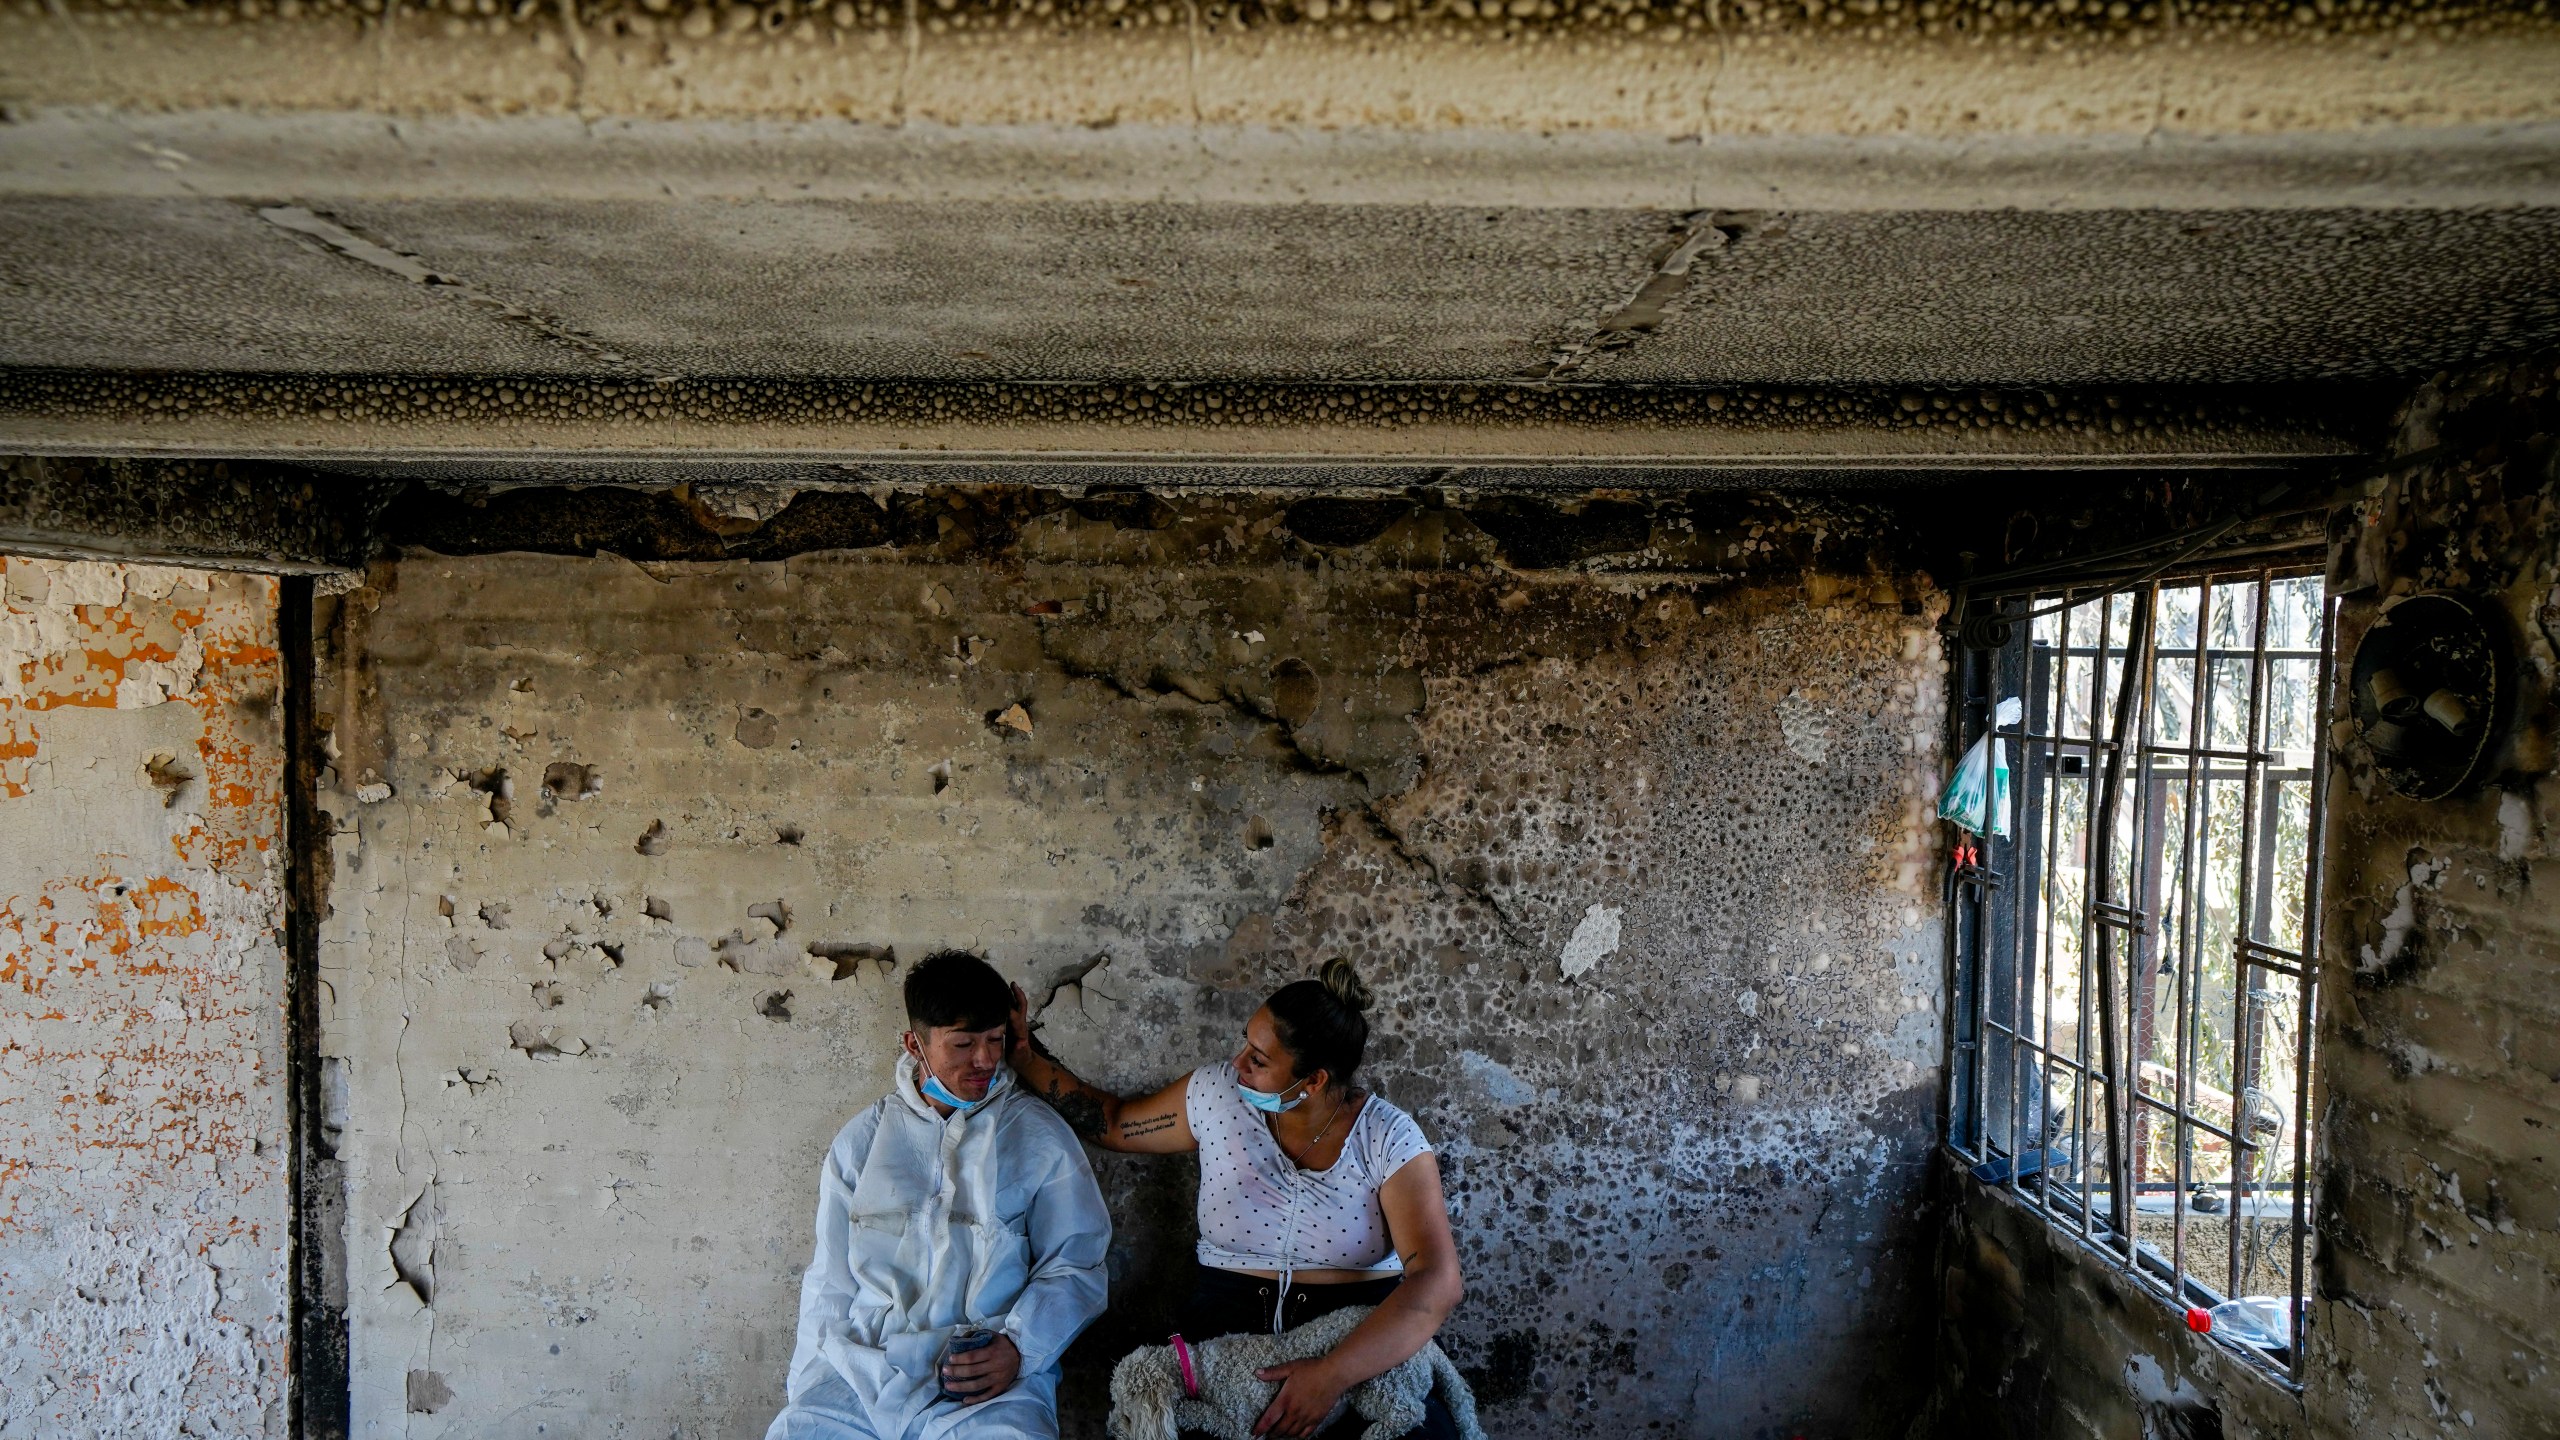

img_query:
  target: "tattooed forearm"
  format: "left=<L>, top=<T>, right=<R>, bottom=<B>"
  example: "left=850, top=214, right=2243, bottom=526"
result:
left=1051, top=1091, right=1108, bottom=1141
left=1119, top=1113, right=1177, bottom=1138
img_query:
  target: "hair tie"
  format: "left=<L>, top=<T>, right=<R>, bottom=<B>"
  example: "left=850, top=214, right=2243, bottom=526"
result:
left=1169, top=1333, right=1199, bottom=1399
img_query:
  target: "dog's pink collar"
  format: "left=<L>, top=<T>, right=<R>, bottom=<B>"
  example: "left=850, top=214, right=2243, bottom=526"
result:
left=1169, top=1334, right=1199, bottom=1400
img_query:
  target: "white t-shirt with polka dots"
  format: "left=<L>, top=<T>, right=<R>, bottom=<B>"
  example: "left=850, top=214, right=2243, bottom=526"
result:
left=1187, top=1061, right=1435, bottom=1278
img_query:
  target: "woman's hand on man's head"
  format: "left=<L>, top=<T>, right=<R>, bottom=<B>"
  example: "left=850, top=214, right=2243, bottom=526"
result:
left=1007, top=982, right=1033, bottom=1060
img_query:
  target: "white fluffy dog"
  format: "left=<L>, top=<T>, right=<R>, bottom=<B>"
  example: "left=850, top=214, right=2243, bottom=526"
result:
left=1106, top=1304, right=1487, bottom=1440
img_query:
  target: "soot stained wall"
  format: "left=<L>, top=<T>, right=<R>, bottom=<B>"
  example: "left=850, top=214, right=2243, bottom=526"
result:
left=0, top=557, right=289, bottom=1439
left=315, top=490, right=1949, bottom=1438
left=2310, top=354, right=2560, bottom=1438
left=1927, top=1160, right=2311, bottom=1440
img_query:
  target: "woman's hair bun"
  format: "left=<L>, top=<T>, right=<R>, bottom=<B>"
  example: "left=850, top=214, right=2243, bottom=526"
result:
left=1268, top=959, right=1372, bottom=1086
left=1318, top=956, right=1371, bottom=1013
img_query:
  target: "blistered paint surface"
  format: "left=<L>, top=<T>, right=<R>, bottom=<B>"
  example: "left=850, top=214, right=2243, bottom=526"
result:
left=0, top=556, right=289, bottom=1439
left=1, top=0, right=2554, bottom=137
left=317, top=489, right=1946, bottom=1436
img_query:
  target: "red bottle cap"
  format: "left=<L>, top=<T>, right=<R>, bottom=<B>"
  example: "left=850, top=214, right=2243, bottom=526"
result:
left=2185, top=1307, right=2213, bottom=1333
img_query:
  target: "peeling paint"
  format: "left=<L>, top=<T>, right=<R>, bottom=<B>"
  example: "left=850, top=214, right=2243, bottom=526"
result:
left=1554, top=902, right=1621, bottom=980
left=2307, top=353, right=2560, bottom=1438
left=0, top=557, right=287, bottom=1440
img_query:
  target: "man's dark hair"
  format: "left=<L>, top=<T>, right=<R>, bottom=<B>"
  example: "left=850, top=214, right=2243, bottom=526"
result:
left=905, top=949, right=1010, bottom=1033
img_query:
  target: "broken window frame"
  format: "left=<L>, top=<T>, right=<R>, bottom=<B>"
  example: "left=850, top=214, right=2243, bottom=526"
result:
left=1944, top=562, right=2334, bottom=1388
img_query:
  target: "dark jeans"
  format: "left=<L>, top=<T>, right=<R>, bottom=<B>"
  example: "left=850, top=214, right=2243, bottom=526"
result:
left=1174, top=1267, right=1463, bottom=1440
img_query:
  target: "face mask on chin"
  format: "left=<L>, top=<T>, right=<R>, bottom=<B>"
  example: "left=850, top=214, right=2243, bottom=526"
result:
left=1236, top=1076, right=1309, bottom=1114
left=911, top=1043, right=991, bottom=1114
left=921, top=1070, right=987, bottom=1114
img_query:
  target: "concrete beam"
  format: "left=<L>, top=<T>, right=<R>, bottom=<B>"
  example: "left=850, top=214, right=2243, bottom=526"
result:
left=11, top=112, right=2560, bottom=212
left=4, top=112, right=2554, bottom=400
left=0, top=372, right=2369, bottom=475
left=0, top=455, right=378, bottom=572
left=3, top=0, right=2555, bottom=140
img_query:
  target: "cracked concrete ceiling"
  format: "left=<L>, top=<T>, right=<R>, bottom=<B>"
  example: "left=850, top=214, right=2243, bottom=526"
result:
left=3, top=3, right=2556, bottom=477
left=6, top=118, right=2558, bottom=393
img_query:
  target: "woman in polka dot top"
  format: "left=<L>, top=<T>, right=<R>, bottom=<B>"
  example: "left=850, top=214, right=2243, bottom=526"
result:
left=1008, top=957, right=1465, bottom=1440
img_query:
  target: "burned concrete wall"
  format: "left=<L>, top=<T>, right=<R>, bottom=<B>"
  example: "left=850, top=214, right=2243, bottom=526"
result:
left=0, top=557, right=290, bottom=1437
left=2308, top=353, right=2560, bottom=1437
left=1918, top=353, right=2560, bottom=1440
left=313, top=486, right=1948, bottom=1437
left=1926, top=1155, right=2311, bottom=1440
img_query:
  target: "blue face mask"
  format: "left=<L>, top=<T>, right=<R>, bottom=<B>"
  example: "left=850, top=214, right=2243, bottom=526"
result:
left=1236, top=1077, right=1309, bottom=1114
left=918, top=1060, right=990, bottom=1114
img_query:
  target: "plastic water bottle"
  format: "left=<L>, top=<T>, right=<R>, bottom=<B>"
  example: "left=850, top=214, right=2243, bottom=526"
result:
left=2200, top=1297, right=2293, bottom=1350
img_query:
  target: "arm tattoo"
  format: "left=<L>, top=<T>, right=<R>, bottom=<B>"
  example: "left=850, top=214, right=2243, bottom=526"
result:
left=1119, top=1114, right=1177, bottom=1139
left=1052, top=1091, right=1108, bottom=1141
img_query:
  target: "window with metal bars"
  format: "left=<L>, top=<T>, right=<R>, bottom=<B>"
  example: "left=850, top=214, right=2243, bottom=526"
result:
left=1945, top=567, right=2333, bottom=1384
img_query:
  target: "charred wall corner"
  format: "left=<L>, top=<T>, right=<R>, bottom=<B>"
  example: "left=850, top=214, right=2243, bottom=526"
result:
left=282, top=576, right=351, bottom=1438
left=2305, top=352, right=2560, bottom=1438
left=1922, top=1156, right=2308, bottom=1440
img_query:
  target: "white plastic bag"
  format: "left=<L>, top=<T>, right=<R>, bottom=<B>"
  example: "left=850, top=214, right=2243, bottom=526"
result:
left=1938, top=697, right=2021, bottom=839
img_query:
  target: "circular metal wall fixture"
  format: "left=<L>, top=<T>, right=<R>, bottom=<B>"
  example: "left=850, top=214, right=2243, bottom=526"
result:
left=2350, top=591, right=2512, bottom=801
left=1957, top=605, right=2016, bottom=653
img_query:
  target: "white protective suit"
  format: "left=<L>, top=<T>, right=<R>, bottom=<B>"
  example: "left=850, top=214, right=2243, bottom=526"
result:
left=769, top=1057, right=1111, bottom=1440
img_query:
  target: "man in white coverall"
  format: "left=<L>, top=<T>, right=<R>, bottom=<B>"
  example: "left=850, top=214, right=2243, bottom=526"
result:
left=767, top=949, right=1111, bottom=1440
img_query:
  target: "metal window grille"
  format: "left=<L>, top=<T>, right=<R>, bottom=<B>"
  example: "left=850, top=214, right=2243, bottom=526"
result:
left=1945, top=567, right=2333, bottom=1384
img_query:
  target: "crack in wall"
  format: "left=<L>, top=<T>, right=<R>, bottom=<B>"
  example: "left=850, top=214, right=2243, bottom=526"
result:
left=1182, top=0, right=1203, bottom=128
left=369, top=3, right=394, bottom=104
left=1036, top=952, right=1111, bottom=1013
left=1041, top=649, right=1353, bottom=780
left=386, top=1183, right=438, bottom=1307
left=1033, top=635, right=1535, bottom=945
left=1344, top=799, right=1533, bottom=949
left=896, top=0, right=919, bottom=124
left=38, top=0, right=101, bottom=86
left=254, top=205, right=662, bottom=378
left=1699, top=0, right=1728, bottom=145
left=553, top=0, right=589, bottom=107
